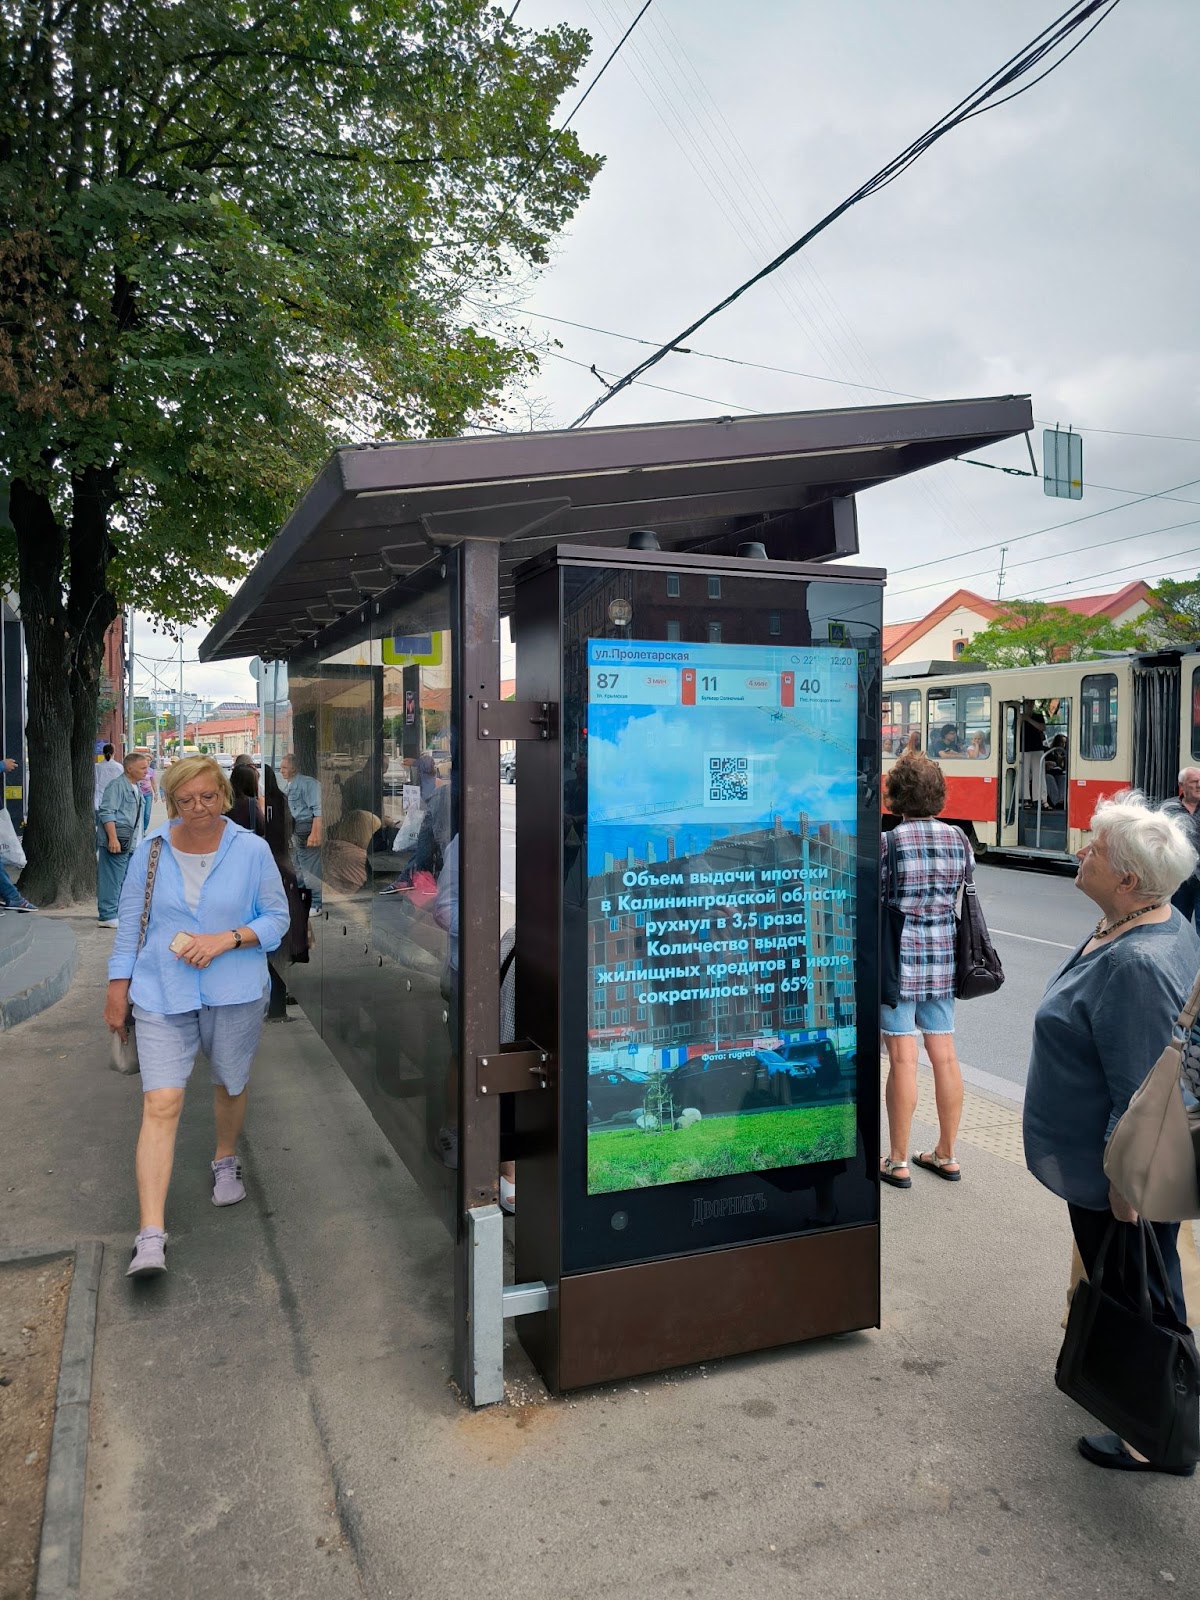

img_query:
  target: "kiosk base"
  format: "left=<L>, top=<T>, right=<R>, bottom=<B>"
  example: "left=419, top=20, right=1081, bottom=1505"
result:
left=524, top=1223, right=879, bottom=1392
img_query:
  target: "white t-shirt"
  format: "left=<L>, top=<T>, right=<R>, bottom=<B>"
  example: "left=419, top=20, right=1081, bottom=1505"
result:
left=94, top=758, right=124, bottom=808
left=170, top=844, right=216, bottom=913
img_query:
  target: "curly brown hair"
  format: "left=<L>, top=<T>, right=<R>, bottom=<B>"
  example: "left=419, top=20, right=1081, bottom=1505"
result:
left=884, top=752, right=946, bottom=818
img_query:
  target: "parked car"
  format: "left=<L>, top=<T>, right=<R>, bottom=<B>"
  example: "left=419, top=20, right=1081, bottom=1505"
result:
left=585, top=1066, right=648, bottom=1126
left=669, top=1052, right=775, bottom=1115
left=500, top=751, right=516, bottom=784
left=773, top=1039, right=843, bottom=1096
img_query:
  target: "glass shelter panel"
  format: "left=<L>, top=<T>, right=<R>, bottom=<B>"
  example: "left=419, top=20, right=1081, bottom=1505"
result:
left=557, top=564, right=881, bottom=1275
left=927, top=683, right=991, bottom=760
left=1081, top=673, right=1118, bottom=761
left=882, top=687, right=921, bottom=756
left=265, top=558, right=460, bottom=1234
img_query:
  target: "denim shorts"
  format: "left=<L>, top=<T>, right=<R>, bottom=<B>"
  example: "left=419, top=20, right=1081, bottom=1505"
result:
left=880, top=995, right=956, bottom=1037
left=132, top=994, right=268, bottom=1094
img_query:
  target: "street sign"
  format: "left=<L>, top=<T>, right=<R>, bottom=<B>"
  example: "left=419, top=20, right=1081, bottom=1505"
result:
left=1043, top=428, right=1083, bottom=499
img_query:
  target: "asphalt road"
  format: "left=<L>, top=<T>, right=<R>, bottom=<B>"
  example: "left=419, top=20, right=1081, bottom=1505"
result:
left=500, top=785, right=1087, bottom=1100
left=954, top=859, right=1093, bottom=1102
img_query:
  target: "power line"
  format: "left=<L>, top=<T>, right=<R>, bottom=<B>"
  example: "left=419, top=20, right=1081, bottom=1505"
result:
left=561, top=1, right=655, bottom=130
left=524, top=308, right=929, bottom=399
left=522, top=307, right=1200, bottom=449
left=887, top=474, right=1200, bottom=581
left=887, top=514, right=1200, bottom=610
left=568, top=0, right=1124, bottom=428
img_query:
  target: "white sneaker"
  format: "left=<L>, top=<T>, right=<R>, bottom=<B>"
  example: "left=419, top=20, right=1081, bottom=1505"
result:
left=98, top=918, right=119, bottom=928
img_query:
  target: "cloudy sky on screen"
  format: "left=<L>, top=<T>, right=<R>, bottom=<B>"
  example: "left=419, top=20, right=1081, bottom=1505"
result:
left=587, top=697, right=858, bottom=872
left=177, top=0, right=1199, bottom=697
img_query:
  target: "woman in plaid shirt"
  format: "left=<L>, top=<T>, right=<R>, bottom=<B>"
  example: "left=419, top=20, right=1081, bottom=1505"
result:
left=880, top=753, right=971, bottom=1189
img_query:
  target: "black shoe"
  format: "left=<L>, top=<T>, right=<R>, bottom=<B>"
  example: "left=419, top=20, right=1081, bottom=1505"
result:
left=1078, top=1432, right=1195, bottom=1476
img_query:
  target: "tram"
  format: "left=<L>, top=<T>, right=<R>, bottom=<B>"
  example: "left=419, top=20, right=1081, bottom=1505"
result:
left=882, top=648, right=1200, bottom=862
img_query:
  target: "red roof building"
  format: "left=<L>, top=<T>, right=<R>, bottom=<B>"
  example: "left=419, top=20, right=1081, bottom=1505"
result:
left=884, top=581, right=1154, bottom=665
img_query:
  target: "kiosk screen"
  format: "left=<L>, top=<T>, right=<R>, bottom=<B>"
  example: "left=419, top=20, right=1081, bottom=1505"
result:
left=584, top=638, right=860, bottom=1196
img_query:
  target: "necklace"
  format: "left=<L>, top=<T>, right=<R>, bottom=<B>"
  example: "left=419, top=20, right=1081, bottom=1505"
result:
left=1093, top=903, right=1164, bottom=938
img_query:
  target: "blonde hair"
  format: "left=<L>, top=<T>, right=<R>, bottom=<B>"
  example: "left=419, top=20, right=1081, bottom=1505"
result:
left=160, top=755, right=234, bottom=819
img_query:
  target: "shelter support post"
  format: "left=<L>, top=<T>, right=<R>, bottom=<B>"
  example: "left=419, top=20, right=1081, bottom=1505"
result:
left=454, top=539, right=505, bottom=1404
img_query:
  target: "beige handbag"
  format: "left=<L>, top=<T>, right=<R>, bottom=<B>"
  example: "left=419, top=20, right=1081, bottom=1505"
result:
left=1103, top=968, right=1200, bottom=1222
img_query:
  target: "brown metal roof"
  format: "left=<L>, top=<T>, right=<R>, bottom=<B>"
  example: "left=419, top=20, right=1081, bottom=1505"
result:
left=200, top=396, right=1033, bottom=662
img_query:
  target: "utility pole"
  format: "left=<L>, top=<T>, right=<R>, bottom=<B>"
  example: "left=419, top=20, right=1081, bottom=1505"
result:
left=177, top=634, right=184, bottom=757
left=996, top=546, right=1009, bottom=601
left=125, top=611, right=135, bottom=755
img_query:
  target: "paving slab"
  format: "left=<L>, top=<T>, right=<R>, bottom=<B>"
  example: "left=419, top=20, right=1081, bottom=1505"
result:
left=1, top=919, right=1197, bottom=1600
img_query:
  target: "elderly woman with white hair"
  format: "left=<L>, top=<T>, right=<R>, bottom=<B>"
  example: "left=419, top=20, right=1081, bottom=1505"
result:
left=1024, top=791, right=1200, bottom=1476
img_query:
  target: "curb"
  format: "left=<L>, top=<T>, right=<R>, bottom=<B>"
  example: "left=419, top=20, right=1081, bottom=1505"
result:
left=5, top=1240, right=104, bottom=1600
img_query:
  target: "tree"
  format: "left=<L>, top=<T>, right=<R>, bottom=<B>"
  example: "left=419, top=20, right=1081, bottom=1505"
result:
left=1, top=1, right=599, bottom=901
left=1137, top=577, right=1200, bottom=649
left=958, top=600, right=1145, bottom=669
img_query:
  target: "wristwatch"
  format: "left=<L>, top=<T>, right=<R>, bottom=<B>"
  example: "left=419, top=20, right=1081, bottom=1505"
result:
left=232, top=929, right=243, bottom=949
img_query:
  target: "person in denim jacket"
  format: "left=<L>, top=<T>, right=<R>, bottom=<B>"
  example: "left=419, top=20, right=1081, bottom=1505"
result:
left=103, top=755, right=289, bottom=1279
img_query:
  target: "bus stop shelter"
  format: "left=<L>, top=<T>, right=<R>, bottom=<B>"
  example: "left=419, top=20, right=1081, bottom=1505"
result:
left=200, top=395, right=1033, bottom=1404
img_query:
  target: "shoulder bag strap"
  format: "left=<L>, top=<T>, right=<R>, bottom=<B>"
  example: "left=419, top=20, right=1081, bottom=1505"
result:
left=1176, top=963, right=1200, bottom=1034
left=137, top=837, right=164, bottom=954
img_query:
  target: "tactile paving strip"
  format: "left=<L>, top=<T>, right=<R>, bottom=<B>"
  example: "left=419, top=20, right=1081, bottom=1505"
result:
left=879, top=1054, right=1026, bottom=1166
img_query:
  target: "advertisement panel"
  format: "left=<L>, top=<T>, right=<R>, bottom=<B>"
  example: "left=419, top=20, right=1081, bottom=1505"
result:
left=584, top=638, right=859, bottom=1196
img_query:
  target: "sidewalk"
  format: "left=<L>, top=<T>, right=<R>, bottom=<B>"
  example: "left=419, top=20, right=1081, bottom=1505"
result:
left=3, top=921, right=1198, bottom=1600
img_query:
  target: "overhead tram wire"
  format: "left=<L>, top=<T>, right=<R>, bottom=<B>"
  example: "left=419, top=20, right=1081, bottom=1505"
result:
left=521, top=310, right=1200, bottom=448
left=563, top=1, right=656, bottom=130
left=886, top=473, right=1200, bottom=582
left=544, top=346, right=1200, bottom=565
left=567, top=0, right=1124, bottom=431
left=582, top=0, right=996, bottom=556
left=886, top=513, right=1200, bottom=606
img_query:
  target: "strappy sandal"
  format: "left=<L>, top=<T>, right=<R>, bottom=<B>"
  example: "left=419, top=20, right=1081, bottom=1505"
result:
left=913, top=1150, right=961, bottom=1182
left=880, top=1157, right=911, bottom=1189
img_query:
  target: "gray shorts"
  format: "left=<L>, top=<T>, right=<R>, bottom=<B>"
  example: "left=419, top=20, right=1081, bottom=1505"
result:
left=132, top=995, right=268, bottom=1094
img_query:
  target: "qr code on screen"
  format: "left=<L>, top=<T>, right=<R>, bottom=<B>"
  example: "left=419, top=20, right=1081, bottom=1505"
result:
left=705, top=753, right=750, bottom=805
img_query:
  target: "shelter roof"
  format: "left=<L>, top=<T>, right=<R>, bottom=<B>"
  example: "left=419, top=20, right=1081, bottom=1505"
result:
left=200, top=397, right=1033, bottom=662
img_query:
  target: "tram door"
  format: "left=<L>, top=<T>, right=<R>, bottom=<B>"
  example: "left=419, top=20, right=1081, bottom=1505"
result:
left=998, top=698, right=1071, bottom=854
left=998, top=703, right=1021, bottom=847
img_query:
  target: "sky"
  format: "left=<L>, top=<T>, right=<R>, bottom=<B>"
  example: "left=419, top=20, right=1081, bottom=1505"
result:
left=172, top=0, right=1200, bottom=700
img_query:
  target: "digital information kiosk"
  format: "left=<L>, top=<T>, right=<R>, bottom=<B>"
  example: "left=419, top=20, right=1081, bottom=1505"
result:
left=512, top=545, right=884, bottom=1390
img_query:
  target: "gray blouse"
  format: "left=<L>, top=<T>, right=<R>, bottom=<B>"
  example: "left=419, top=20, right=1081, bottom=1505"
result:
left=1023, top=910, right=1200, bottom=1209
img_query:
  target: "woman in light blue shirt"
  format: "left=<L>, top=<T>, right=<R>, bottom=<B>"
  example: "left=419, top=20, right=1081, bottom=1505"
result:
left=103, top=755, right=289, bottom=1279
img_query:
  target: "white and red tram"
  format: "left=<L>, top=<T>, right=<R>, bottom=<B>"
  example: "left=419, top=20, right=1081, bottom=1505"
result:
left=882, top=649, right=1200, bottom=862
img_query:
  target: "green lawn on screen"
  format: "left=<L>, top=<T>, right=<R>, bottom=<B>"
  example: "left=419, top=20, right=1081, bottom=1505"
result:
left=587, top=1102, right=857, bottom=1194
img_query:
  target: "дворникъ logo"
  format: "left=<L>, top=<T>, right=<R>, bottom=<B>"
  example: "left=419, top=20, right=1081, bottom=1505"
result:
left=692, top=1192, right=768, bottom=1226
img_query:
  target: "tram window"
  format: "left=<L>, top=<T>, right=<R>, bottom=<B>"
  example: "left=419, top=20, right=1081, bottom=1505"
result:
left=1191, top=669, right=1200, bottom=760
left=1080, top=673, right=1118, bottom=761
left=882, top=688, right=921, bottom=755
left=928, top=684, right=991, bottom=760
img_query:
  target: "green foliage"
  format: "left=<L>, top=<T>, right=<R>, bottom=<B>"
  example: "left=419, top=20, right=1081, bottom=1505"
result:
left=0, top=0, right=601, bottom=621
left=1138, top=578, right=1200, bottom=649
left=0, top=1, right=599, bottom=897
left=959, top=600, right=1146, bottom=668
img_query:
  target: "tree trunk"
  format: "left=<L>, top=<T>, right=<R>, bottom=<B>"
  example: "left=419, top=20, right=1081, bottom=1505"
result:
left=12, top=471, right=117, bottom=906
